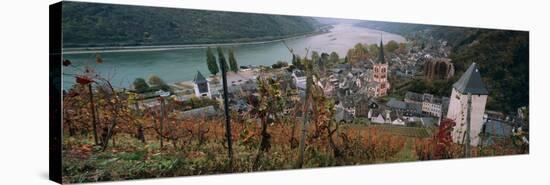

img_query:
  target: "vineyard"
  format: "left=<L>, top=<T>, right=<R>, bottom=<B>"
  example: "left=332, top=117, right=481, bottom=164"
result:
left=62, top=116, right=412, bottom=182
left=62, top=94, right=525, bottom=183
left=60, top=55, right=527, bottom=183
left=343, top=124, right=432, bottom=138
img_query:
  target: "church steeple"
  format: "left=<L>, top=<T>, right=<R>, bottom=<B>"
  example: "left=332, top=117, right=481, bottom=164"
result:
left=378, top=34, right=385, bottom=64
left=371, top=33, right=390, bottom=97
left=193, top=70, right=211, bottom=97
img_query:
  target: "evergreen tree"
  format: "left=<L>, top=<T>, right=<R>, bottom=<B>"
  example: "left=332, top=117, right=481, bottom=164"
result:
left=228, top=49, right=239, bottom=73
left=292, top=54, right=304, bottom=70
left=132, top=78, right=149, bottom=93
left=311, top=51, right=320, bottom=63
left=329, top=51, right=339, bottom=64
left=206, top=47, right=219, bottom=75
left=217, top=47, right=229, bottom=73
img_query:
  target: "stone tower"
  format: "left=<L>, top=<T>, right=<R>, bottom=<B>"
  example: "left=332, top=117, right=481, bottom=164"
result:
left=193, top=71, right=211, bottom=97
left=446, top=63, right=488, bottom=146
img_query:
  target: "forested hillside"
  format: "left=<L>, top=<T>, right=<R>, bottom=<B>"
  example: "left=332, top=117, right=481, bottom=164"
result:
left=357, top=21, right=529, bottom=113
left=62, top=2, right=320, bottom=47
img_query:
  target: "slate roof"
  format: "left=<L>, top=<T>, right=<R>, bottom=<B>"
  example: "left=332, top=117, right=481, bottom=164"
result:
left=193, top=71, right=207, bottom=84
left=481, top=120, right=513, bottom=146
left=420, top=117, right=438, bottom=127
left=483, top=120, right=512, bottom=137
left=405, top=91, right=423, bottom=102
left=389, top=111, right=402, bottom=121
left=406, top=102, right=422, bottom=114
left=453, top=63, right=489, bottom=95
left=293, top=70, right=305, bottom=77
left=335, top=106, right=354, bottom=123
left=387, top=98, right=407, bottom=109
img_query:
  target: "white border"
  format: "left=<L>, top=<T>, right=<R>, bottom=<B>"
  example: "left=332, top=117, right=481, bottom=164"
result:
left=0, top=0, right=548, bottom=184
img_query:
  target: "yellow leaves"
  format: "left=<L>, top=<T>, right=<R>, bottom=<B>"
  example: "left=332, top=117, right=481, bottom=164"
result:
left=127, top=92, right=138, bottom=105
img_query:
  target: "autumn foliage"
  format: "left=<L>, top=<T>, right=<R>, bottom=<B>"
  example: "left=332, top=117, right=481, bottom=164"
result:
left=61, top=56, right=526, bottom=183
left=414, top=118, right=460, bottom=160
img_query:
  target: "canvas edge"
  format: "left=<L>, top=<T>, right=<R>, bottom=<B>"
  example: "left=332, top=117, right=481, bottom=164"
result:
left=49, top=1, right=63, bottom=184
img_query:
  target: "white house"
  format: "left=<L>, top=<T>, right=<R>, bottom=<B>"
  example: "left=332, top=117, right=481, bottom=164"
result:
left=446, top=63, right=489, bottom=146
left=371, top=113, right=386, bottom=124
left=392, top=116, right=406, bottom=125
left=292, top=70, right=307, bottom=90
left=392, top=119, right=405, bottom=125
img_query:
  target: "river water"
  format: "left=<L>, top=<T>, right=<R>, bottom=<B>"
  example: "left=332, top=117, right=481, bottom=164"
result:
left=62, top=24, right=405, bottom=89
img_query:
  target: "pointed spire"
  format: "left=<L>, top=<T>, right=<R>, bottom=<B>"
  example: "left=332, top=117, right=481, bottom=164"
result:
left=193, top=70, right=207, bottom=84
left=378, top=33, right=385, bottom=64
left=452, top=62, right=488, bottom=95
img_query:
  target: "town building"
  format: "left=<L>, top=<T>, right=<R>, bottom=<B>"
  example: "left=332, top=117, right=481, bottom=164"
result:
left=292, top=70, right=307, bottom=90
left=421, top=95, right=450, bottom=117
left=446, top=63, right=489, bottom=146
left=354, top=97, right=372, bottom=118
left=385, top=98, right=421, bottom=117
left=405, top=91, right=449, bottom=117
left=193, top=71, right=211, bottom=98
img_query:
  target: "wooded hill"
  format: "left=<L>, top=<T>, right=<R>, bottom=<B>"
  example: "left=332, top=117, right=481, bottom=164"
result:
left=357, top=21, right=529, bottom=113
left=62, top=2, right=320, bottom=47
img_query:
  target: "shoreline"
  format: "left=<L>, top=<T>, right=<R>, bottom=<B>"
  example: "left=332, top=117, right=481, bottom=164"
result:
left=62, top=28, right=330, bottom=55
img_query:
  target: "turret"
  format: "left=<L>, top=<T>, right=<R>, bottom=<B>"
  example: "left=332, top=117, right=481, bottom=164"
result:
left=193, top=71, right=211, bottom=97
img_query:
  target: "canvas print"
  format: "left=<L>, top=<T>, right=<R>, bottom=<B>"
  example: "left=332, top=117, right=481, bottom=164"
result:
left=50, top=1, right=529, bottom=183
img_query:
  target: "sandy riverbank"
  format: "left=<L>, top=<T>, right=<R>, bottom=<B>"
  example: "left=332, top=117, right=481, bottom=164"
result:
left=173, top=69, right=259, bottom=90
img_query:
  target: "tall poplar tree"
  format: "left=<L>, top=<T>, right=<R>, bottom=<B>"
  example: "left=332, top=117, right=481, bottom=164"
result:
left=217, top=47, right=229, bottom=73
left=206, top=47, right=219, bottom=75
left=228, top=49, right=239, bottom=73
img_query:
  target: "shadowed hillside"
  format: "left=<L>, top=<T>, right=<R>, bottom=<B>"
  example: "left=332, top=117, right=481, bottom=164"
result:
left=62, top=2, right=320, bottom=47
left=356, top=21, right=529, bottom=113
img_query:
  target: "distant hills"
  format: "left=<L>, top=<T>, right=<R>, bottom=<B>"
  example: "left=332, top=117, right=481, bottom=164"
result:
left=357, top=21, right=529, bottom=113
left=62, top=2, right=321, bottom=47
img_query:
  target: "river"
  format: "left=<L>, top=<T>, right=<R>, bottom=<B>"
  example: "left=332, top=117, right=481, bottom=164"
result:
left=62, top=23, right=405, bottom=89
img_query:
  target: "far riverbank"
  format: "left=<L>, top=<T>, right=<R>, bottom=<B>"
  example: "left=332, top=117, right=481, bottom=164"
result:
left=62, top=27, right=331, bottom=55
left=62, top=24, right=405, bottom=90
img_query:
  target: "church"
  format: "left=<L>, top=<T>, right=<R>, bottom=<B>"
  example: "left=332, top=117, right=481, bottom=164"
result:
left=369, top=38, right=391, bottom=97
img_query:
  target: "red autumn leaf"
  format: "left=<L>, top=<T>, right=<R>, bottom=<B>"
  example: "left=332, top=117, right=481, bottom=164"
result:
left=63, top=59, right=71, bottom=66
left=75, top=75, right=93, bottom=85
left=67, top=91, right=79, bottom=97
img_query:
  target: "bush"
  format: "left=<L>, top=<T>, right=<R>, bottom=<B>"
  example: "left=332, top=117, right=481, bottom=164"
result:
left=147, top=75, right=167, bottom=87
left=406, top=121, right=421, bottom=127
left=272, top=61, right=288, bottom=69
left=132, top=78, right=150, bottom=93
